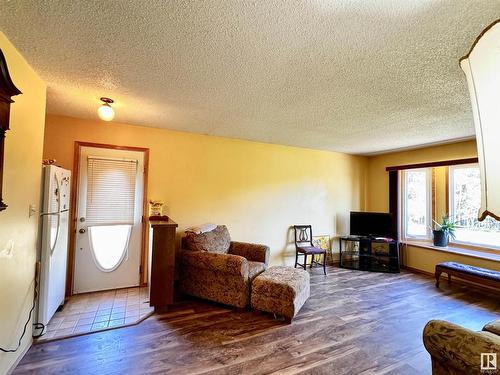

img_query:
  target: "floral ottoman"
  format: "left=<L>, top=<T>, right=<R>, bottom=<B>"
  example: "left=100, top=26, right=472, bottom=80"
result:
left=251, top=266, right=310, bottom=322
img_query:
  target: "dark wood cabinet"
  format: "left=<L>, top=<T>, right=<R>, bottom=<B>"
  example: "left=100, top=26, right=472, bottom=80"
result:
left=339, top=236, right=400, bottom=273
left=0, top=49, right=22, bottom=212
left=149, top=218, right=178, bottom=311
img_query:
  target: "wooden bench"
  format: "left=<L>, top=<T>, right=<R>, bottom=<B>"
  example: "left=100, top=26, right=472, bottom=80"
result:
left=435, top=261, right=500, bottom=289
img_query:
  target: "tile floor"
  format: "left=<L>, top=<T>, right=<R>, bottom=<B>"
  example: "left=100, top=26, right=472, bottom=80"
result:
left=38, top=286, right=153, bottom=341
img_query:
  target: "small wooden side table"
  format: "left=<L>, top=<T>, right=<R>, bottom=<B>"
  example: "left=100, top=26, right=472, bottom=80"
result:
left=149, top=218, right=178, bottom=311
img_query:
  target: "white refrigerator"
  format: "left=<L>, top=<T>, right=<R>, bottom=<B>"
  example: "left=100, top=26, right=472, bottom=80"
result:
left=38, top=165, right=71, bottom=326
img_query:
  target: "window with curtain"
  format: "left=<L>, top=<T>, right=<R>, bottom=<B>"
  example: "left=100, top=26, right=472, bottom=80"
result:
left=86, top=157, right=137, bottom=226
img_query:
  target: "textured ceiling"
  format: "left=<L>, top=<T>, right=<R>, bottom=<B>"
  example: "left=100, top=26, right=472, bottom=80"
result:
left=1, top=1, right=499, bottom=154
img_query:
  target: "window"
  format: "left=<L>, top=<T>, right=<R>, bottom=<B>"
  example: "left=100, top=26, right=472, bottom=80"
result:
left=86, top=157, right=138, bottom=271
left=449, top=165, right=500, bottom=248
left=397, top=160, right=500, bottom=252
left=89, top=225, right=132, bottom=271
left=86, top=157, right=137, bottom=226
left=402, top=168, right=431, bottom=239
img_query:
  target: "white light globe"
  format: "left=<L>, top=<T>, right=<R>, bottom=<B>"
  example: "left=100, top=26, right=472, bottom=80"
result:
left=98, top=104, right=115, bottom=121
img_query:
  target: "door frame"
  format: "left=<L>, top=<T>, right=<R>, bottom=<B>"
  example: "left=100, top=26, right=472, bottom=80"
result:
left=67, top=141, right=150, bottom=297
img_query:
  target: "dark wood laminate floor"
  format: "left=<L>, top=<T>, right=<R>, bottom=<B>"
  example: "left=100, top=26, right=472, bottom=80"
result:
left=15, top=267, right=500, bottom=374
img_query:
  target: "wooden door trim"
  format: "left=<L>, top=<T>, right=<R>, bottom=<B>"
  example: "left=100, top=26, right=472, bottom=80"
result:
left=67, top=141, right=150, bottom=297
left=385, top=157, right=478, bottom=172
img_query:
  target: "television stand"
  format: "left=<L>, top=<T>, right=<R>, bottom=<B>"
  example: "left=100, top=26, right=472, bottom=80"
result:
left=339, top=236, right=400, bottom=273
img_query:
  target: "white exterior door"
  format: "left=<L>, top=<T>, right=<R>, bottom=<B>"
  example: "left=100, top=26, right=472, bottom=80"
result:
left=73, top=146, right=144, bottom=294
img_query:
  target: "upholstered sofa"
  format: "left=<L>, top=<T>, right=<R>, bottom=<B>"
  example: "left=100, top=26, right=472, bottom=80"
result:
left=179, top=225, right=270, bottom=308
left=423, top=319, right=500, bottom=375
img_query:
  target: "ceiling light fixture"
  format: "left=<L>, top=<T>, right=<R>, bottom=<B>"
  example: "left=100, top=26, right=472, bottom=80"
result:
left=97, top=97, right=115, bottom=121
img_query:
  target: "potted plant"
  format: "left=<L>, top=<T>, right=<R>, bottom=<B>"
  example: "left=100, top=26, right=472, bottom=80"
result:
left=432, top=215, right=456, bottom=247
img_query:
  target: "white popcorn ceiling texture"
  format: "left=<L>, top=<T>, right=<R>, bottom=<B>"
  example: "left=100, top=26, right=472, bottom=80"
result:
left=1, top=0, right=499, bottom=154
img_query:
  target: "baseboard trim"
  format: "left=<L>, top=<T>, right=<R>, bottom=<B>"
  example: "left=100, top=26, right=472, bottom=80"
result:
left=402, top=265, right=433, bottom=277
left=402, top=265, right=500, bottom=293
left=6, top=339, right=31, bottom=375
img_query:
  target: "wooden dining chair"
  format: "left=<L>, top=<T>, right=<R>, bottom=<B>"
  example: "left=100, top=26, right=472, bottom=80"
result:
left=293, top=225, right=327, bottom=275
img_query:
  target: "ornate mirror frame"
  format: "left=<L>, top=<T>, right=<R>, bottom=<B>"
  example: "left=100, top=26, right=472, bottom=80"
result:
left=0, top=49, right=23, bottom=212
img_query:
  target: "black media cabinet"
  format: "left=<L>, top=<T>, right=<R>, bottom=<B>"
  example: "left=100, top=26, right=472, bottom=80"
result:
left=339, top=236, right=400, bottom=273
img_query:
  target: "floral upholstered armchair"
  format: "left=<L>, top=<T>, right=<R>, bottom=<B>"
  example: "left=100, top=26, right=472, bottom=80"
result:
left=423, top=319, right=500, bottom=375
left=180, top=225, right=270, bottom=308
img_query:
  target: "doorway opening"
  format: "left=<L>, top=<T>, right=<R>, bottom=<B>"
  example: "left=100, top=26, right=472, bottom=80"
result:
left=38, top=142, right=151, bottom=341
left=69, top=142, right=149, bottom=295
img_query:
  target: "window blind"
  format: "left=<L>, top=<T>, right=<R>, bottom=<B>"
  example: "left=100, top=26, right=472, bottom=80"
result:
left=86, top=157, right=137, bottom=226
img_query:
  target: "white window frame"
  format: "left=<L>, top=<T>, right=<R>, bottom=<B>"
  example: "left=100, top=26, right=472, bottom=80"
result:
left=401, top=168, right=432, bottom=240
left=448, top=163, right=500, bottom=250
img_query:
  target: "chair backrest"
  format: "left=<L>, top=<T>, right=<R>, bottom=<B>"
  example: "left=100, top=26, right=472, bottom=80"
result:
left=293, top=225, right=313, bottom=248
left=183, top=225, right=231, bottom=253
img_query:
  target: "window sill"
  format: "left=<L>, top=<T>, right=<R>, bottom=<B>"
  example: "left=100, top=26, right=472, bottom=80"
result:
left=402, top=240, right=500, bottom=262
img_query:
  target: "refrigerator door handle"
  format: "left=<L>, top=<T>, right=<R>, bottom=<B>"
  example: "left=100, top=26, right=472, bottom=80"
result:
left=49, top=173, right=62, bottom=255
left=41, top=209, right=69, bottom=216
left=40, top=211, right=61, bottom=216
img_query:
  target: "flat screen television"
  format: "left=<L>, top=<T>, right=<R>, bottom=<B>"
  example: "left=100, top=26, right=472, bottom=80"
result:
left=350, top=211, right=394, bottom=239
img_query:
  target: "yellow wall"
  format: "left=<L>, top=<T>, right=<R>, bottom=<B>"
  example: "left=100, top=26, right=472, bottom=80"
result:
left=365, top=140, right=500, bottom=274
left=43, top=115, right=367, bottom=267
left=403, top=244, right=500, bottom=273
left=433, top=166, right=448, bottom=222
left=0, top=33, right=46, bottom=373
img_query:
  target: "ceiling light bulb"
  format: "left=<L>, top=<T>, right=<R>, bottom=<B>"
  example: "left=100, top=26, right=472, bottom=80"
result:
left=97, top=97, right=115, bottom=121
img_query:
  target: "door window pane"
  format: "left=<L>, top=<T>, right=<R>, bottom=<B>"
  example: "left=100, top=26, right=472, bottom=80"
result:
left=86, top=157, right=137, bottom=226
left=404, top=169, right=430, bottom=238
left=89, top=225, right=132, bottom=271
left=450, top=165, right=500, bottom=247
